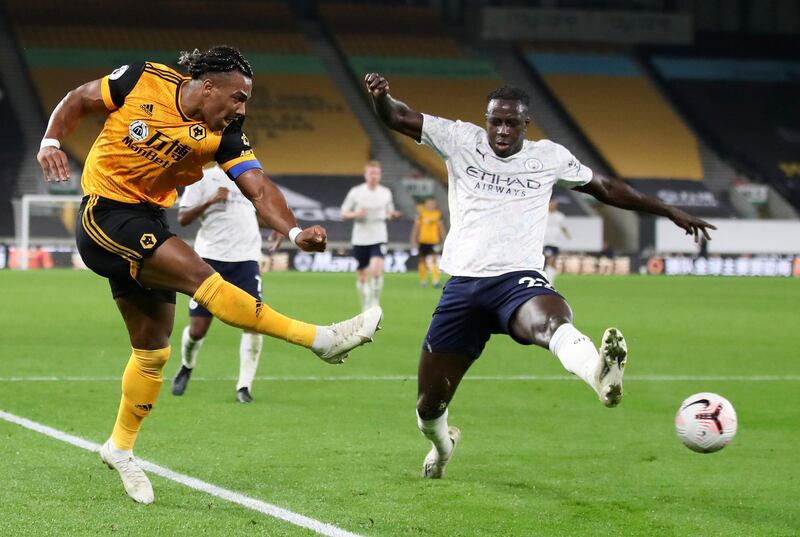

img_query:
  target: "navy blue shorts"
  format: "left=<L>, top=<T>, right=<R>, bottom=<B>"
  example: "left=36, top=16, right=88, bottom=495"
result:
left=352, top=243, right=386, bottom=270
left=189, top=259, right=262, bottom=317
left=423, top=270, right=561, bottom=359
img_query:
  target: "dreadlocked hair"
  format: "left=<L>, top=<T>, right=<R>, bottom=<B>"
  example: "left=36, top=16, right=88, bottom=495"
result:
left=177, top=45, right=253, bottom=79
left=487, top=86, right=529, bottom=106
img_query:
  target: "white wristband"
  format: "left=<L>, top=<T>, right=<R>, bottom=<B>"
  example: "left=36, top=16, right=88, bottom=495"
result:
left=40, top=138, right=60, bottom=150
left=288, top=227, right=303, bottom=245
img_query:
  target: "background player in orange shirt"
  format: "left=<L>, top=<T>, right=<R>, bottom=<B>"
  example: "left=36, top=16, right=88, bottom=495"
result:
left=36, top=46, right=381, bottom=505
left=410, top=198, right=446, bottom=288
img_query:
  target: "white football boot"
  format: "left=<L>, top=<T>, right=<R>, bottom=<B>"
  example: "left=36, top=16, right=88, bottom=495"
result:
left=100, top=440, right=154, bottom=504
left=596, top=327, right=628, bottom=407
left=422, top=426, right=461, bottom=479
left=314, top=306, right=382, bottom=364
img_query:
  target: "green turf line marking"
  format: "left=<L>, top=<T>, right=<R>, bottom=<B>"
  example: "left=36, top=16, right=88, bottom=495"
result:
left=0, top=410, right=365, bottom=537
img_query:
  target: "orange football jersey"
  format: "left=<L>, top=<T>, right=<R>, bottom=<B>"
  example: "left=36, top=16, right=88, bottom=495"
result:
left=418, top=208, right=442, bottom=244
left=81, top=62, right=260, bottom=207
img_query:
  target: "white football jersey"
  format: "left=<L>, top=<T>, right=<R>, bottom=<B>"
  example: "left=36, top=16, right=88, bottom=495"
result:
left=179, top=166, right=262, bottom=262
left=340, top=183, right=395, bottom=245
left=419, top=114, right=592, bottom=276
left=544, top=210, right=568, bottom=248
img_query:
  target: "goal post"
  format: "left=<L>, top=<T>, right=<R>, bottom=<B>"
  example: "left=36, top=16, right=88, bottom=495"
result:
left=16, top=194, right=83, bottom=270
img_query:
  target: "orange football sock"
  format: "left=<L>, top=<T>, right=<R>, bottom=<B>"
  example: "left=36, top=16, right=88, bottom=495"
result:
left=111, top=346, right=170, bottom=451
left=431, top=263, right=441, bottom=285
left=193, top=273, right=315, bottom=347
left=418, top=261, right=428, bottom=284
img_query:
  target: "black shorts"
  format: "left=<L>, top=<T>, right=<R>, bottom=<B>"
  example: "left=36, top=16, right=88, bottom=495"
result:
left=76, top=195, right=176, bottom=303
left=352, top=243, right=386, bottom=270
left=418, top=243, right=436, bottom=257
left=188, top=259, right=261, bottom=317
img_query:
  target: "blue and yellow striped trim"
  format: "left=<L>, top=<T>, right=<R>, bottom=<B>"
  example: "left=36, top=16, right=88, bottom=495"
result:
left=220, top=155, right=262, bottom=179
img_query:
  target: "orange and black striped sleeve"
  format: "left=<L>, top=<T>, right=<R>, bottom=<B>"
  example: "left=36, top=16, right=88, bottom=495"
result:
left=100, top=62, right=145, bottom=111
left=216, top=120, right=262, bottom=180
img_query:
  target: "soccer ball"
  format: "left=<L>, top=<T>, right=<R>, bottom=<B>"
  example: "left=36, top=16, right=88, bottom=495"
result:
left=675, top=392, right=738, bottom=453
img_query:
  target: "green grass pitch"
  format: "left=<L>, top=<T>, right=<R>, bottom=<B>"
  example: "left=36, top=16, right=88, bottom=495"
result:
left=0, top=270, right=798, bottom=536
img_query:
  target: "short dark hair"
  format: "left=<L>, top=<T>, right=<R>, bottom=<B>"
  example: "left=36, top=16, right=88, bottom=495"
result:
left=487, top=86, right=529, bottom=107
left=178, top=45, right=254, bottom=79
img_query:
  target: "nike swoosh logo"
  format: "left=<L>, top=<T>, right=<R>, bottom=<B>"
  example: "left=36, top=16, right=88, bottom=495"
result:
left=683, top=398, right=710, bottom=410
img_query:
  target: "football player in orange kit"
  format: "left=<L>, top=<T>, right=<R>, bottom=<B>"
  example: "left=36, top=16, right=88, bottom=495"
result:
left=37, top=46, right=381, bottom=504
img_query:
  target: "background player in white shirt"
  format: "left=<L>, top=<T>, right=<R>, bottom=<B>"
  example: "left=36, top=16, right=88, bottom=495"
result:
left=543, top=199, right=571, bottom=283
left=364, top=73, right=716, bottom=479
left=341, top=160, right=401, bottom=311
left=172, top=166, right=265, bottom=403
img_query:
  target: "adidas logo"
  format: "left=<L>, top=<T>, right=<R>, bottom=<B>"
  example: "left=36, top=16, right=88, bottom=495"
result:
left=255, top=300, right=263, bottom=318
left=135, top=403, right=153, bottom=412
left=140, top=103, right=154, bottom=116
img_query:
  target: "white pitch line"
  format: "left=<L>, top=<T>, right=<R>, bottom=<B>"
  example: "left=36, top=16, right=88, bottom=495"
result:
left=0, top=410, right=364, bottom=537
left=0, top=375, right=798, bottom=382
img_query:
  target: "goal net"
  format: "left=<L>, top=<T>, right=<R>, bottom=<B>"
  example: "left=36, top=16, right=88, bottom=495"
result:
left=13, top=194, right=83, bottom=270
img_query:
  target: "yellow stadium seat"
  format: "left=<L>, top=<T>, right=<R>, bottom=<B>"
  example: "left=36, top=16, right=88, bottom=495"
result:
left=544, top=75, right=702, bottom=180
left=244, top=74, right=370, bottom=175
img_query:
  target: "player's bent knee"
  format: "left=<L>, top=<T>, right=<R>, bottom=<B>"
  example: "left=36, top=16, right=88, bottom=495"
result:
left=189, top=327, right=208, bottom=340
left=543, top=315, right=571, bottom=339
left=531, top=315, right=571, bottom=347
left=189, top=317, right=212, bottom=340
left=127, top=327, right=172, bottom=351
left=187, top=263, right=216, bottom=293
left=417, top=397, right=448, bottom=421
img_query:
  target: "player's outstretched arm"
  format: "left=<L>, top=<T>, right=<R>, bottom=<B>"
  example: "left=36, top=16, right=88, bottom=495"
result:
left=364, top=73, right=423, bottom=141
left=177, top=188, right=229, bottom=226
left=341, top=208, right=367, bottom=220
left=37, top=78, right=109, bottom=183
left=576, top=173, right=716, bottom=242
left=236, top=169, right=327, bottom=252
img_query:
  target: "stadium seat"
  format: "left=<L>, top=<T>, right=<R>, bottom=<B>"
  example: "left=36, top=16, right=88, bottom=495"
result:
left=523, top=51, right=703, bottom=181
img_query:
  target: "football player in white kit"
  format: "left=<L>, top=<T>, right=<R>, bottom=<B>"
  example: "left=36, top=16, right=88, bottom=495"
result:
left=172, top=165, right=265, bottom=403
left=364, top=73, right=716, bottom=479
left=341, top=160, right=401, bottom=311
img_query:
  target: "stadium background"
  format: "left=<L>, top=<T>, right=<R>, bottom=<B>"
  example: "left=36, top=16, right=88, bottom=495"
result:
left=1, top=0, right=798, bottom=275
left=0, top=2, right=799, bottom=537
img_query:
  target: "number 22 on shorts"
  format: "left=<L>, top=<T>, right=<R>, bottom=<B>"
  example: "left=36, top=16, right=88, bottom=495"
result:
left=518, top=276, right=553, bottom=290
